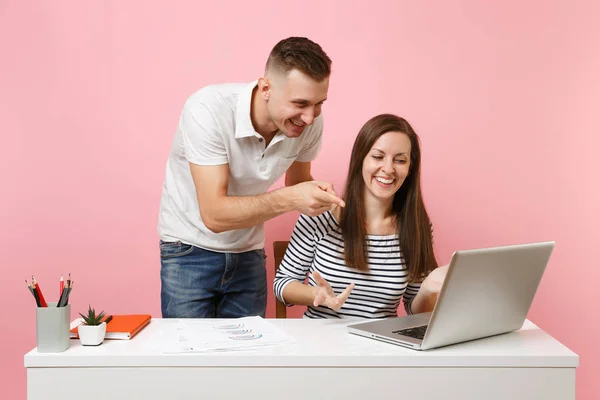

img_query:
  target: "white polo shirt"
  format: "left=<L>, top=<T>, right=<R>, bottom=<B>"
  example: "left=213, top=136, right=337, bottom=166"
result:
left=158, top=81, right=324, bottom=253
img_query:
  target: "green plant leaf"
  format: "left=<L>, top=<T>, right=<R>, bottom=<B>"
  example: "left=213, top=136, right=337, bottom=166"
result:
left=78, top=304, right=106, bottom=326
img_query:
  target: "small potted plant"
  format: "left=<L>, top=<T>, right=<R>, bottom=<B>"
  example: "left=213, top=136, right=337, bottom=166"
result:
left=77, top=305, right=107, bottom=346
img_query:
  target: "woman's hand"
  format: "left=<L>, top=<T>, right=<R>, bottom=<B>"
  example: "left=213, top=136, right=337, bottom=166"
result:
left=312, top=271, right=355, bottom=311
left=421, top=264, right=449, bottom=295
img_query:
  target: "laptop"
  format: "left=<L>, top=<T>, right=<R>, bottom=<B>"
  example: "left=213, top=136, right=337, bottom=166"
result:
left=347, top=241, right=555, bottom=350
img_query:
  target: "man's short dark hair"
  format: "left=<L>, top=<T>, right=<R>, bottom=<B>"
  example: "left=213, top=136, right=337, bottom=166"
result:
left=266, top=37, right=332, bottom=82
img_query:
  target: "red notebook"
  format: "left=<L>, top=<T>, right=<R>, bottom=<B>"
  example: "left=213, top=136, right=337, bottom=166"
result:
left=70, top=314, right=151, bottom=340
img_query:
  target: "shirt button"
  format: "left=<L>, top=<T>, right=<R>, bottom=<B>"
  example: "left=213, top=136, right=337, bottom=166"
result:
left=258, top=138, right=263, bottom=142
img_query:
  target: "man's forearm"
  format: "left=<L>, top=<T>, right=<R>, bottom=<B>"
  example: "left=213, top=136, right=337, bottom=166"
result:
left=202, top=186, right=295, bottom=233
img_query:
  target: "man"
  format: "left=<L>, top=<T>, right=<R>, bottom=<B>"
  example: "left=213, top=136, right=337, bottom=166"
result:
left=158, top=37, right=344, bottom=318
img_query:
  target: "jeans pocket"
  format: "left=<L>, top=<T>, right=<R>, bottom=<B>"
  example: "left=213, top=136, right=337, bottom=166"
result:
left=159, top=241, right=194, bottom=259
left=255, top=248, right=267, bottom=260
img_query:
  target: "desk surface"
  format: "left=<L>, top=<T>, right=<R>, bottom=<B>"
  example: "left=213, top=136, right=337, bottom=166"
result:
left=24, top=318, right=578, bottom=369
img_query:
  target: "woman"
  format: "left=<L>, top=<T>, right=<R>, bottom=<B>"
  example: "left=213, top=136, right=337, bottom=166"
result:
left=273, top=114, right=447, bottom=318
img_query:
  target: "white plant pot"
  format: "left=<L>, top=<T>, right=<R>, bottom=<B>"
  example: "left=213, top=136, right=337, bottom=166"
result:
left=78, top=322, right=106, bottom=346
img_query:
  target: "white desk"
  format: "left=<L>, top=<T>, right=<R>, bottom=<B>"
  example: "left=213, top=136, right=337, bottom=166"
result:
left=25, top=318, right=578, bottom=400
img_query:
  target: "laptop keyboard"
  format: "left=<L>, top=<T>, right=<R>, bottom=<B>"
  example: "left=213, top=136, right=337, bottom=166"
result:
left=392, top=325, right=428, bottom=340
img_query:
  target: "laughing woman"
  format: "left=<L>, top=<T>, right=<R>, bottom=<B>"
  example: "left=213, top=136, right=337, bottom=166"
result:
left=273, top=114, right=447, bottom=318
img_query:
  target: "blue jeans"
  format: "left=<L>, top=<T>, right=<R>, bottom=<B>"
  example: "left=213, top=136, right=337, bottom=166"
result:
left=160, top=241, right=267, bottom=318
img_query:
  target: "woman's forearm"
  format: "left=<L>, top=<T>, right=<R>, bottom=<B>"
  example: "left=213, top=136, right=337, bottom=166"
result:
left=281, top=281, right=317, bottom=306
left=410, top=287, right=438, bottom=314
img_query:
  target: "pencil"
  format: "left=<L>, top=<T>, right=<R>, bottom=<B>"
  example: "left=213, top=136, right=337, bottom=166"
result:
left=31, top=282, right=42, bottom=307
left=57, top=285, right=67, bottom=307
left=25, top=279, right=34, bottom=295
left=32, top=276, right=48, bottom=307
left=58, top=280, right=70, bottom=307
left=25, top=280, right=39, bottom=306
left=63, top=281, right=73, bottom=306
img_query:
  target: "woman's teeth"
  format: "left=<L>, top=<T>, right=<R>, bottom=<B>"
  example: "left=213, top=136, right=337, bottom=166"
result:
left=375, top=177, right=394, bottom=184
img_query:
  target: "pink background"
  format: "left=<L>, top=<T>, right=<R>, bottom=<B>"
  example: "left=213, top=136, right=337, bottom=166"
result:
left=1, top=1, right=598, bottom=398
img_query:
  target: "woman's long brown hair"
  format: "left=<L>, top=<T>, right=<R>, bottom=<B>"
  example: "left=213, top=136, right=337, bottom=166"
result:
left=339, top=114, right=438, bottom=281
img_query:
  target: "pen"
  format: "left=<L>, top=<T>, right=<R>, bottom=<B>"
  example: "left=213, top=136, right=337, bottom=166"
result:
left=32, top=276, right=48, bottom=307
left=104, top=315, right=113, bottom=324
left=59, top=275, right=64, bottom=298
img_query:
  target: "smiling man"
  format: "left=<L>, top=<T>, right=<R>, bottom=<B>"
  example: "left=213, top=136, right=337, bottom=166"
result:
left=158, top=37, right=344, bottom=319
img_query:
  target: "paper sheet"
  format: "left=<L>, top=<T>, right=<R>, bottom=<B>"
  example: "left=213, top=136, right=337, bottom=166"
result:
left=159, top=316, right=296, bottom=354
